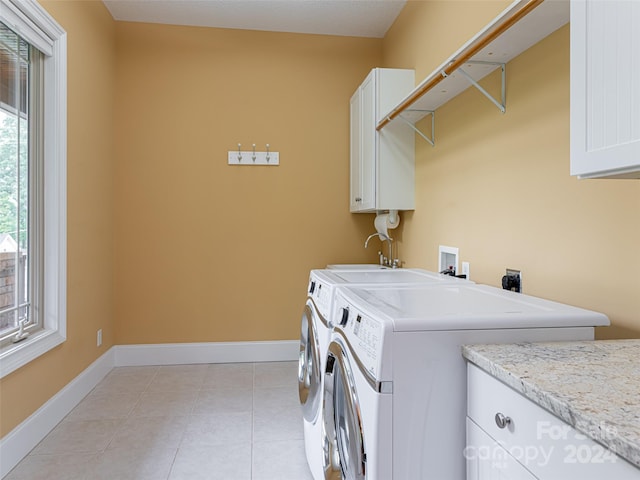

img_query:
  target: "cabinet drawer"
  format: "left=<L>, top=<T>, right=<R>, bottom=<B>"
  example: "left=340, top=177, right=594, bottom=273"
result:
left=467, top=364, right=639, bottom=479
left=467, top=417, right=537, bottom=480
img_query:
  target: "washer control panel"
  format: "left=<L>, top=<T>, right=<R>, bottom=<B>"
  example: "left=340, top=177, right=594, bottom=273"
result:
left=308, top=275, right=333, bottom=320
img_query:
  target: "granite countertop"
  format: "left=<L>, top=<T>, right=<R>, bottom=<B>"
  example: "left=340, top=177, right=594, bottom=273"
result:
left=462, top=339, right=640, bottom=469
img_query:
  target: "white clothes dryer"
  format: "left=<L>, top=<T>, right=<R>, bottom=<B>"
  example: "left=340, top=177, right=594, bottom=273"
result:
left=322, top=284, right=610, bottom=480
left=299, top=269, right=471, bottom=480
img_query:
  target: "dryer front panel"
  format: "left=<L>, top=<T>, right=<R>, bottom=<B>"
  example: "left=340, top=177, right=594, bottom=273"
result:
left=323, top=339, right=366, bottom=480
left=299, top=301, right=322, bottom=422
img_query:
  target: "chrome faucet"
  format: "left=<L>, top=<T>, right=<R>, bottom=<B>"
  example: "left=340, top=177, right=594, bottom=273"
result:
left=364, top=232, right=398, bottom=268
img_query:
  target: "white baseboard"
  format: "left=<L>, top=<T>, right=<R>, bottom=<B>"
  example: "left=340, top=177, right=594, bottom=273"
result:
left=0, top=340, right=298, bottom=478
left=0, top=348, right=115, bottom=479
left=113, top=340, right=299, bottom=366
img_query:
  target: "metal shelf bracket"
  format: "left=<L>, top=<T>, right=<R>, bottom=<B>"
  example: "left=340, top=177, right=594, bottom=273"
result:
left=456, top=61, right=506, bottom=113
left=396, top=110, right=435, bottom=146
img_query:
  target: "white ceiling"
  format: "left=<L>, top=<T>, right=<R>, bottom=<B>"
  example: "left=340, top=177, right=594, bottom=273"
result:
left=102, top=0, right=407, bottom=38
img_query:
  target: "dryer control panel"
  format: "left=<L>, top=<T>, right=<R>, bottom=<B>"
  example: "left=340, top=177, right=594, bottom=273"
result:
left=352, top=313, right=382, bottom=370
left=334, top=294, right=384, bottom=380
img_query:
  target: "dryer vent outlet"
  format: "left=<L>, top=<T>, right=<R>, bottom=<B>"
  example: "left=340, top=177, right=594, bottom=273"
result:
left=502, top=269, right=522, bottom=293
left=438, top=245, right=459, bottom=276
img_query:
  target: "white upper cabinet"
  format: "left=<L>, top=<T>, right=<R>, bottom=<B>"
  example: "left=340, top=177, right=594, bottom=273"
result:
left=570, top=0, right=640, bottom=179
left=350, top=68, right=415, bottom=212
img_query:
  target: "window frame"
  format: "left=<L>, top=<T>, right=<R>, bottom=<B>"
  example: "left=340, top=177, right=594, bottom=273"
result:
left=0, top=0, right=66, bottom=379
left=0, top=24, right=42, bottom=348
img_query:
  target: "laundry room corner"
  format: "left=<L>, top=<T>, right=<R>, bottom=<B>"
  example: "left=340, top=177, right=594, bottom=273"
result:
left=381, top=1, right=640, bottom=339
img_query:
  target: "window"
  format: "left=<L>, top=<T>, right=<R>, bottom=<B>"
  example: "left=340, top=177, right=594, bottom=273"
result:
left=0, top=0, right=66, bottom=378
left=0, top=21, right=43, bottom=347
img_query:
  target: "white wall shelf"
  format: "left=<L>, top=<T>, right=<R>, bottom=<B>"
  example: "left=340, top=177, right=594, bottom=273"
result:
left=377, top=0, right=570, bottom=142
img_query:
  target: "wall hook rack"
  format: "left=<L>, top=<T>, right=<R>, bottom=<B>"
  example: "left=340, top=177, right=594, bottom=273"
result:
left=228, top=143, right=279, bottom=166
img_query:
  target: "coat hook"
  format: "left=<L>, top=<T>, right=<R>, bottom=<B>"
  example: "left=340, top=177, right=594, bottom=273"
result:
left=266, top=144, right=270, bottom=162
left=252, top=144, right=256, bottom=162
left=237, top=143, right=242, bottom=162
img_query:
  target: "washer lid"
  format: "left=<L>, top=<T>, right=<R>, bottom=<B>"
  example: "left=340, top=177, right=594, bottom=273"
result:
left=317, top=268, right=469, bottom=286
left=339, top=284, right=610, bottom=331
left=326, top=264, right=390, bottom=270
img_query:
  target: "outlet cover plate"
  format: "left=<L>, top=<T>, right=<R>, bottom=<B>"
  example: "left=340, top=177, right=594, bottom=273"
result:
left=505, top=269, right=522, bottom=293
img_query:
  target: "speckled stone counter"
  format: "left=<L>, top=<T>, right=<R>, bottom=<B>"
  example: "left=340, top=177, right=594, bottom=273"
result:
left=462, top=340, right=640, bottom=469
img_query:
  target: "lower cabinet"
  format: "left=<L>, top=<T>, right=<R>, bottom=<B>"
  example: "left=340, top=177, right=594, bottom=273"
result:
left=466, top=364, right=640, bottom=480
left=467, top=418, right=537, bottom=480
left=465, top=417, right=536, bottom=480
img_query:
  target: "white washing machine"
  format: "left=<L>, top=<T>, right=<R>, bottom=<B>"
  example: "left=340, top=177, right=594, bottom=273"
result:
left=299, top=269, right=471, bottom=480
left=322, top=284, right=610, bottom=480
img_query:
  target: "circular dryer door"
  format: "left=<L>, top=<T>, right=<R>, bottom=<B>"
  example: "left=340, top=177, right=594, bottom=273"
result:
left=323, top=339, right=366, bottom=480
left=299, top=302, right=322, bottom=422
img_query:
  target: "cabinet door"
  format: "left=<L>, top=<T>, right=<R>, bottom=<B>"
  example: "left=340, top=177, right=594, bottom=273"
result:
left=349, top=72, right=376, bottom=212
left=570, top=0, right=640, bottom=178
left=350, top=90, right=362, bottom=212
left=359, top=72, right=376, bottom=211
left=466, top=418, right=538, bottom=480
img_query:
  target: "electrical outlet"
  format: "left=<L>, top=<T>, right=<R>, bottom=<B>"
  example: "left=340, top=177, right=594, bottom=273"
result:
left=502, top=269, right=522, bottom=293
left=461, top=262, right=470, bottom=280
left=97, top=329, right=102, bottom=347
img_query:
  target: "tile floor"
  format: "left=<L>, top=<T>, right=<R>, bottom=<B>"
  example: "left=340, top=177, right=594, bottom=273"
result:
left=5, top=361, right=314, bottom=480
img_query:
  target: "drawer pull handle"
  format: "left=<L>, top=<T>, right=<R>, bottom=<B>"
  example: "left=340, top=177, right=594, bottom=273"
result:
left=495, top=412, right=512, bottom=429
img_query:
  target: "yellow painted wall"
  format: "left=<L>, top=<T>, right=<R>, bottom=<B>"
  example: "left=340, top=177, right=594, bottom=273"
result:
left=0, top=1, right=116, bottom=437
left=383, top=2, right=640, bottom=339
left=113, top=24, right=380, bottom=343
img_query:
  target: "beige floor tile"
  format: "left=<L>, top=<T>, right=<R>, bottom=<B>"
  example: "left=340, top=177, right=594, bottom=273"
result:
left=253, top=385, right=304, bottom=442
left=169, top=443, right=252, bottom=480
left=180, top=412, right=252, bottom=448
left=32, top=418, right=123, bottom=455
left=253, top=385, right=300, bottom=411
left=192, top=386, right=253, bottom=415
left=91, top=445, right=178, bottom=480
left=252, top=439, right=314, bottom=480
left=130, top=390, right=198, bottom=417
left=108, top=415, right=189, bottom=451
left=254, top=362, right=298, bottom=389
left=90, top=367, right=157, bottom=395
left=65, top=392, right=141, bottom=421
left=146, top=365, right=208, bottom=393
left=202, top=363, right=254, bottom=389
left=253, top=404, right=304, bottom=442
left=4, top=453, right=97, bottom=480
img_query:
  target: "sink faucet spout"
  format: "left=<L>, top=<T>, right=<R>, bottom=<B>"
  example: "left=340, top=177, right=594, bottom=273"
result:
left=364, top=232, right=394, bottom=267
